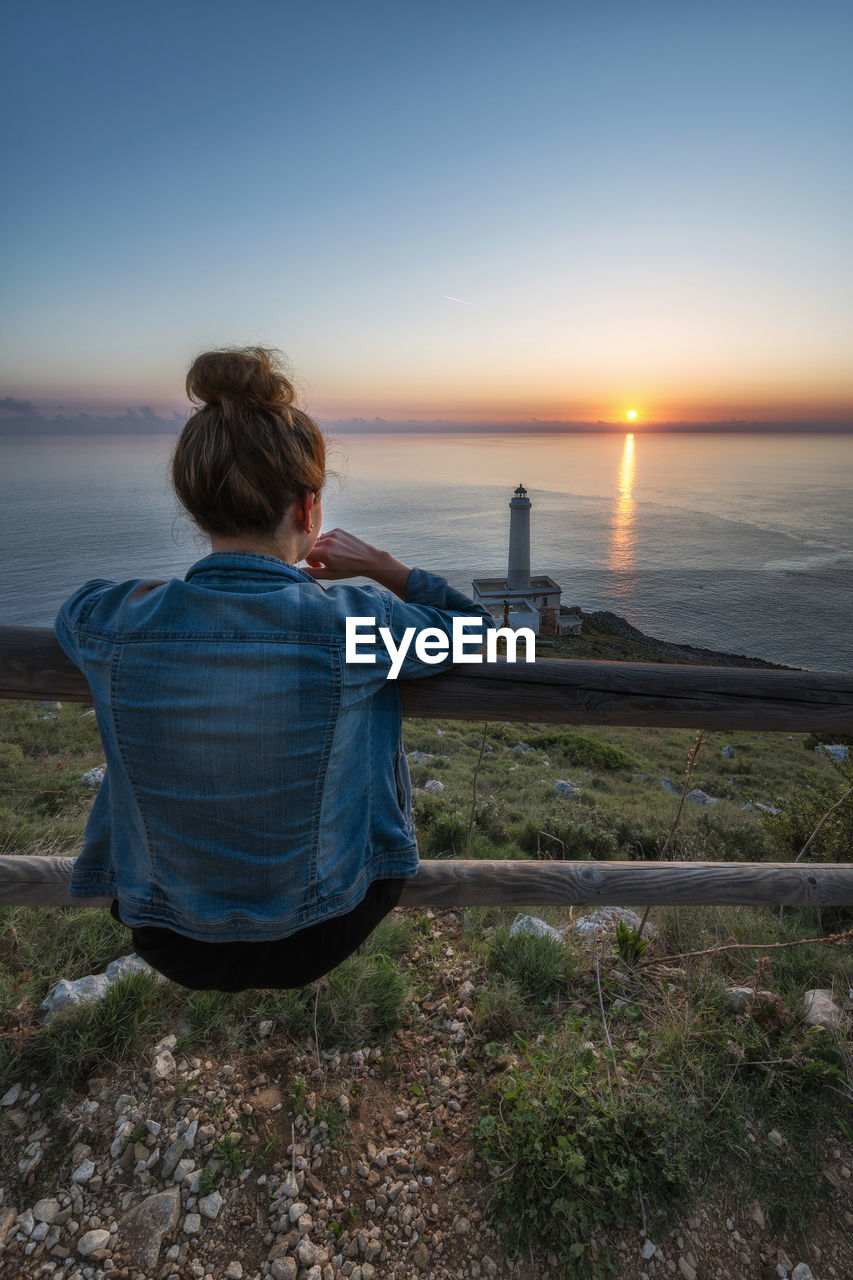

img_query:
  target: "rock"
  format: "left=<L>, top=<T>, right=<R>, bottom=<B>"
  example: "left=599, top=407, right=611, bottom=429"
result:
left=641, top=1240, right=657, bottom=1260
left=553, top=779, right=579, bottom=798
left=725, top=986, right=757, bottom=1012
left=767, top=1129, right=785, bottom=1147
left=225, top=1265, right=243, bottom=1280
left=423, top=779, right=445, bottom=793
left=686, top=789, right=719, bottom=805
left=289, top=1202, right=309, bottom=1224
left=412, top=1240, right=430, bottom=1270
left=677, top=1259, right=697, bottom=1280
left=77, top=1228, right=111, bottom=1256
left=270, top=1259, right=298, bottom=1280
left=742, top=801, right=781, bottom=815
left=81, top=764, right=107, bottom=788
left=198, top=1190, right=223, bottom=1220
left=0, top=1084, right=21, bottom=1107
left=512, top=743, right=534, bottom=756
left=117, top=1187, right=181, bottom=1270
left=151, top=1049, right=177, bottom=1082
left=18, top=1142, right=43, bottom=1176
left=800, top=989, right=846, bottom=1029
left=407, top=751, right=432, bottom=764
left=816, top=744, right=849, bottom=764
left=40, top=953, right=160, bottom=1021
left=160, top=1137, right=187, bottom=1178
left=721, top=745, right=735, bottom=758
left=258, top=1019, right=274, bottom=1037
left=296, top=1237, right=327, bottom=1267
left=183, top=1211, right=202, bottom=1235
left=572, top=906, right=657, bottom=939
left=0, top=1205, right=16, bottom=1245
left=791, top=1266, right=814, bottom=1280
left=661, top=776, right=682, bottom=795
left=71, top=1158, right=96, bottom=1184
left=509, top=914, right=563, bottom=943
left=40, top=973, right=109, bottom=1018
left=32, top=1198, right=60, bottom=1225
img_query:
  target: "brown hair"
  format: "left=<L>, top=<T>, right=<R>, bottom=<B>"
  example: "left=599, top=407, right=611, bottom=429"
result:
left=172, top=346, right=325, bottom=537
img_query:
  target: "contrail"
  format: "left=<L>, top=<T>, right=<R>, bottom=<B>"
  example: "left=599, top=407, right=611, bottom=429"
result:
left=442, top=294, right=473, bottom=305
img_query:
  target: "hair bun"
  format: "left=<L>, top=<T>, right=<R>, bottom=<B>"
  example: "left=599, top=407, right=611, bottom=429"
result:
left=185, top=346, right=296, bottom=413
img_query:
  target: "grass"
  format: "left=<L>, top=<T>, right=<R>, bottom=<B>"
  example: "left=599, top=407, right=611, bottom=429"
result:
left=0, top=690, right=851, bottom=1274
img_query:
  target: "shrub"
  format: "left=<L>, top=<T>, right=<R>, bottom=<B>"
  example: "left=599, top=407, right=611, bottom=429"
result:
left=487, top=927, right=575, bottom=1003
left=474, top=1043, right=686, bottom=1276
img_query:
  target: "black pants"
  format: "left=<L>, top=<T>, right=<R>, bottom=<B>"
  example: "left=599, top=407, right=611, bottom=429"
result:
left=110, top=878, right=406, bottom=992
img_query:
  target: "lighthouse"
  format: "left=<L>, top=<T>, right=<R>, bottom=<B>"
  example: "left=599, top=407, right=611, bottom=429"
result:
left=507, top=483, right=531, bottom=591
left=472, top=484, right=579, bottom=636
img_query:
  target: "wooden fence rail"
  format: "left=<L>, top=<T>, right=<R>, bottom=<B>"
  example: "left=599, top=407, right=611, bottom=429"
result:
left=2, top=625, right=852, bottom=908
left=3, top=625, right=853, bottom=731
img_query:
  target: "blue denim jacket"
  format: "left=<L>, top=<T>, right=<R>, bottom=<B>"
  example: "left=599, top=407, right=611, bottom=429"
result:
left=55, top=553, right=496, bottom=941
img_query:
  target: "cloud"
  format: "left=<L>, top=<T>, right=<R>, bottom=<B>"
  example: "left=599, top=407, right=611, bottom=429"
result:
left=0, top=396, right=38, bottom=415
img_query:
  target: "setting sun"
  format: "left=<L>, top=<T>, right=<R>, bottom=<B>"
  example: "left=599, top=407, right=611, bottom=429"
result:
left=626, top=409, right=638, bottom=421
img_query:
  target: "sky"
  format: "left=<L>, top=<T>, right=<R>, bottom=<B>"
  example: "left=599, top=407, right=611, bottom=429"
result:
left=1, top=0, right=852, bottom=428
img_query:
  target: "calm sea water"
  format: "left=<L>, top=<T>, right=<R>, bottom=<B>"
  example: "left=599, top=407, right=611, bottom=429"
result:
left=1, top=432, right=851, bottom=671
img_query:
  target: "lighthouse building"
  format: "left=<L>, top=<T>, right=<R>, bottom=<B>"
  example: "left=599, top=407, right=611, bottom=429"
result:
left=472, top=485, right=580, bottom=636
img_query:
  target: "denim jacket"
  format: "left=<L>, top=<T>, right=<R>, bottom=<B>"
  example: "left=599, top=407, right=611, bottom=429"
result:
left=55, top=553, right=497, bottom=941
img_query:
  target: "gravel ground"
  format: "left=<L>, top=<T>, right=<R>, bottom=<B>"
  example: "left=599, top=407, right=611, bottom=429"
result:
left=2, top=910, right=852, bottom=1280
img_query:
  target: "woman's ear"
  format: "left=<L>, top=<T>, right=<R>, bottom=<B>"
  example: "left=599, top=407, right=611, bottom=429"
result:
left=299, top=491, right=317, bottom=533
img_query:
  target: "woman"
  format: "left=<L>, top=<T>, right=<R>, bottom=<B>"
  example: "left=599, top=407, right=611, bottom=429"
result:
left=55, top=346, right=496, bottom=992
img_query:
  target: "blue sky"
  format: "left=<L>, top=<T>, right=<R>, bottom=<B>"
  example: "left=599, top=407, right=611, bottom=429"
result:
left=2, top=1, right=851, bottom=424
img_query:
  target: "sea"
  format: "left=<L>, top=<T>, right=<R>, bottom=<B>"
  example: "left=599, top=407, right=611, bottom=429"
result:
left=1, top=431, right=851, bottom=672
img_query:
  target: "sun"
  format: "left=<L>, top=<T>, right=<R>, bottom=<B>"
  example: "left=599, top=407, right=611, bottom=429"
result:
left=626, top=409, right=637, bottom=421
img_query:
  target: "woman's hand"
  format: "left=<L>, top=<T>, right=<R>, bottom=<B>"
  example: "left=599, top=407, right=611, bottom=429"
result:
left=303, top=529, right=412, bottom=598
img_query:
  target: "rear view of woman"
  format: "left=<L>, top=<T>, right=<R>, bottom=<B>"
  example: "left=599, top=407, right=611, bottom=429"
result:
left=55, top=347, right=496, bottom=991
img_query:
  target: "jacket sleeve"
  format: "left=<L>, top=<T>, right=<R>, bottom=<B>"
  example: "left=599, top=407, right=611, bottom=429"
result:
left=383, top=567, right=498, bottom=681
left=54, top=579, right=116, bottom=671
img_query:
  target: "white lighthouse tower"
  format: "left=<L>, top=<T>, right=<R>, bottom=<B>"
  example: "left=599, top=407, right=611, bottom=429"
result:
left=472, top=483, right=579, bottom=635
left=507, top=483, right=531, bottom=591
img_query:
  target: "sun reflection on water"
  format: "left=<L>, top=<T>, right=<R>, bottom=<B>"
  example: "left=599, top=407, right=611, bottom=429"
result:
left=607, top=433, right=637, bottom=593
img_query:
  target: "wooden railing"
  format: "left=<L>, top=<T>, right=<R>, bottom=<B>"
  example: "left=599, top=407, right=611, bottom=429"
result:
left=2, top=625, right=852, bottom=909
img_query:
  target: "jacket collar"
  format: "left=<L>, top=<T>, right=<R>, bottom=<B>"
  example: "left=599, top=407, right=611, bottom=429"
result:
left=185, top=551, right=320, bottom=586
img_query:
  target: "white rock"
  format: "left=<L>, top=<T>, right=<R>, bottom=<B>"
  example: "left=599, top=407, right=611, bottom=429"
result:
left=0, top=1084, right=21, bottom=1107
left=721, top=745, right=735, bottom=758
left=572, top=906, right=656, bottom=938
left=423, top=779, right=445, bottom=793
left=81, top=764, right=107, bottom=788
left=32, top=1198, right=60, bottom=1225
left=270, top=1259, right=298, bottom=1280
left=198, top=1190, right=223, bottom=1220
left=553, top=779, right=579, bottom=798
left=182, top=1212, right=202, bottom=1234
left=225, top=1264, right=243, bottom=1280
left=77, top=1228, right=111, bottom=1256
left=686, top=789, right=719, bottom=805
left=641, top=1239, right=657, bottom=1259
left=509, top=914, right=563, bottom=943
left=40, top=974, right=109, bottom=1018
left=150, top=1050, right=177, bottom=1082
left=661, top=776, right=681, bottom=795
left=791, top=1266, right=814, bottom=1280
left=258, top=1020, right=274, bottom=1038
left=71, top=1159, right=96, bottom=1184
left=105, top=953, right=158, bottom=983
left=815, top=744, right=849, bottom=764
left=407, top=751, right=432, bottom=764
left=288, top=1201, right=309, bottom=1223
left=800, top=989, right=846, bottom=1029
